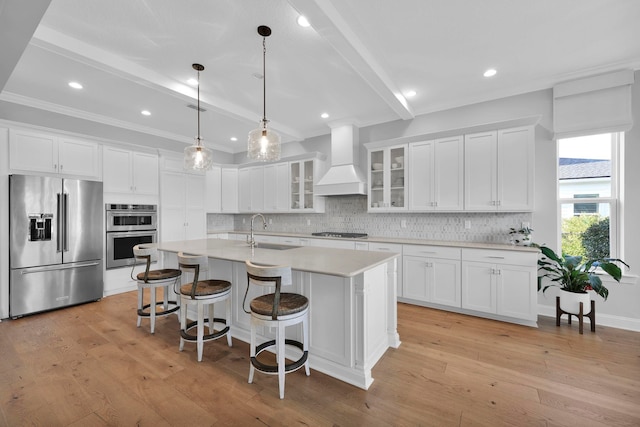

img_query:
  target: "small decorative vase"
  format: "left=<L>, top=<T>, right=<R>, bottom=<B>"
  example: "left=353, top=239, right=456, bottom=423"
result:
left=559, top=289, right=592, bottom=314
left=510, top=233, right=531, bottom=246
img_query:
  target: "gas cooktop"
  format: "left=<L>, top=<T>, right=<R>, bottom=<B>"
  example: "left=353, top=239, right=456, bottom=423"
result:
left=312, top=232, right=368, bottom=239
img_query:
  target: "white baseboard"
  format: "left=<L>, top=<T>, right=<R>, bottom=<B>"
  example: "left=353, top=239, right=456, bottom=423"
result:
left=103, top=283, right=137, bottom=297
left=537, top=304, right=640, bottom=332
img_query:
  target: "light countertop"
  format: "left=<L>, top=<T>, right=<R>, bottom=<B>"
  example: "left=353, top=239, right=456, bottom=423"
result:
left=207, top=230, right=540, bottom=253
left=155, top=238, right=398, bottom=278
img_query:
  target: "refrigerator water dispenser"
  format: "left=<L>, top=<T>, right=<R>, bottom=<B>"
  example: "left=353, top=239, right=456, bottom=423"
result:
left=28, top=213, right=53, bottom=241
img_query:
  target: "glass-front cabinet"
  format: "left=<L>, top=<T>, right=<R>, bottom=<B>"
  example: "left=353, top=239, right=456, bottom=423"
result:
left=290, top=159, right=324, bottom=212
left=368, top=144, right=407, bottom=211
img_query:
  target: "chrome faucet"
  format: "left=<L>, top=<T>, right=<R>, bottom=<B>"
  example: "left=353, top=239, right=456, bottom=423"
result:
left=248, top=213, right=267, bottom=248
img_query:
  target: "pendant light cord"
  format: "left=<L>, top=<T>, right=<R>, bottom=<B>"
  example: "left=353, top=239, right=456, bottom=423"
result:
left=197, top=68, right=201, bottom=143
left=262, top=36, right=267, bottom=127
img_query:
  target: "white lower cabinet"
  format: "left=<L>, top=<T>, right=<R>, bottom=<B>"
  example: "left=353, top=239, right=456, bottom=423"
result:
left=461, top=249, right=537, bottom=321
left=402, top=245, right=461, bottom=307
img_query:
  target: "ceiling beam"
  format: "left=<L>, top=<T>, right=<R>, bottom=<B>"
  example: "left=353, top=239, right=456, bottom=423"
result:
left=30, top=25, right=305, bottom=142
left=0, top=0, right=52, bottom=92
left=288, top=0, right=414, bottom=121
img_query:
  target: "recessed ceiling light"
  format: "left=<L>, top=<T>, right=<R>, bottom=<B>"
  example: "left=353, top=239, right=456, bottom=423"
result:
left=321, top=113, right=329, bottom=119
left=483, top=68, right=497, bottom=77
left=68, top=81, right=83, bottom=89
left=187, top=78, right=198, bottom=86
left=297, top=15, right=310, bottom=27
left=404, top=90, right=417, bottom=98
left=230, top=137, right=238, bottom=142
left=141, top=110, right=151, bottom=116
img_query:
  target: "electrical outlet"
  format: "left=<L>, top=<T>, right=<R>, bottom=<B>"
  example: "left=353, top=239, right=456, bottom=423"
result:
left=269, top=218, right=273, bottom=225
left=401, top=219, right=407, bottom=228
left=464, top=220, right=471, bottom=229
left=242, top=218, right=245, bottom=224
left=307, top=219, right=311, bottom=226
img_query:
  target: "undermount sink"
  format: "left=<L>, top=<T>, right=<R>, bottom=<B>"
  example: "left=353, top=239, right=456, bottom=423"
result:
left=254, top=243, right=301, bottom=251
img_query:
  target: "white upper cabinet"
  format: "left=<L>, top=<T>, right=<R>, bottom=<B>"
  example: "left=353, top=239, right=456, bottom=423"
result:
left=263, top=162, right=289, bottom=212
left=290, top=159, right=325, bottom=212
left=408, top=136, right=463, bottom=211
left=160, top=171, right=205, bottom=241
left=368, top=144, right=407, bottom=211
left=103, top=147, right=158, bottom=195
left=9, top=129, right=100, bottom=179
left=205, top=165, right=222, bottom=213
left=238, top=166, right=264, bottom=213
left=464, top=126, right=534, bottom=211
left=496, top=127, right=535, bottom=211
left=220, top=167, right=238, bottom=213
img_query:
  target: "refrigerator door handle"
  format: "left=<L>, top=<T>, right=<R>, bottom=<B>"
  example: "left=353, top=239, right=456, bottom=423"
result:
left=20, top=261, right=101, bottom=274
left=56, top=193, right=63, bottom=252
left=63, top=192, right=69, bottom=252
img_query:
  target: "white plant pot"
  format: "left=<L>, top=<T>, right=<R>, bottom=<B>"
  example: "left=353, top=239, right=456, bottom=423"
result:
left=559, top=289, right=592, bottom=315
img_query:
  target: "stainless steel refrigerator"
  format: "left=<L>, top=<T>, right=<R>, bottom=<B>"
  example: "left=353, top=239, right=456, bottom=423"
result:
left=9, top=174, right=104, bottom=317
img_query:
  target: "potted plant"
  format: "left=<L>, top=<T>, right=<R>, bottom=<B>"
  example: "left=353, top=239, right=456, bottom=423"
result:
left=536, top=244, right=629, bottom=314
left=509, top=226, right=533, bottom=246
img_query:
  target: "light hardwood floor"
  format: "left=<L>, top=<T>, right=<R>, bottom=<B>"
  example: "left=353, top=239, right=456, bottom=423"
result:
left=1, top=291, right=639, bottom=426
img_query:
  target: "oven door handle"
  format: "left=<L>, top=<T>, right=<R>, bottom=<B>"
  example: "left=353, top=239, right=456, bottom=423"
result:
left=107, top=230, right=158, bottom=238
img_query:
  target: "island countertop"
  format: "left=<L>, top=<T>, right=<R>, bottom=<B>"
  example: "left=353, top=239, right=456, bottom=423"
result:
left=155, top=238, right=399, bottom=278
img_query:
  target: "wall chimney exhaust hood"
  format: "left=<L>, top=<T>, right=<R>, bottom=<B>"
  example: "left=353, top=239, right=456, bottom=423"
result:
left=315, top=124, right=367, bottom=196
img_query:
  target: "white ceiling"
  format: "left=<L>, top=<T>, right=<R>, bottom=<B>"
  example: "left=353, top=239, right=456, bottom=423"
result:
left=1, top=0, right=640, bottom=154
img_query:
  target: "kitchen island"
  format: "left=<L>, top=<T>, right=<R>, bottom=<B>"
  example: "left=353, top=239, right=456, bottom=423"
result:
left=155, top=238, right=400, bottom=390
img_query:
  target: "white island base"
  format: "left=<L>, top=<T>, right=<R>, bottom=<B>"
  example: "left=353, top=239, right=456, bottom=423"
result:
left=158, top=239, right=401, bottom=390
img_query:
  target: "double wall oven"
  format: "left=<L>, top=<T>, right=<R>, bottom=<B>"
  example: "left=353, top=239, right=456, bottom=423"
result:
left=106, top=204, right=157, bottom=269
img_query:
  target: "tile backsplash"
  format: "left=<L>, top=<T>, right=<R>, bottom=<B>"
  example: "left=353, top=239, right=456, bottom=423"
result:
left=207, top=195, right=532, bottom=244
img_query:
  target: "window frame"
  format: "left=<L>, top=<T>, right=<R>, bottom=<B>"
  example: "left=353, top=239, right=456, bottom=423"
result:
left=557, top=132, right=621, bottom=259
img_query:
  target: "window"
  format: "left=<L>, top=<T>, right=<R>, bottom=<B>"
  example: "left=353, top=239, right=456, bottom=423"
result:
left=558, top=133, right=620, bottom=259
left=573, top=194, right=598, bottom=215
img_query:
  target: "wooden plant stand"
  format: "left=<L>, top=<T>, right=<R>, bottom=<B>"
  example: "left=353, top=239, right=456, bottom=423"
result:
left=556, top=296, right=596, bottom=334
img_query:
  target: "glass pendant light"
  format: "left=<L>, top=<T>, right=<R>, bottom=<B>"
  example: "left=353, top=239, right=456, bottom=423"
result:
left=247, top=25, right=281, bottom=162
left=184, top=63, right=214, bottom=171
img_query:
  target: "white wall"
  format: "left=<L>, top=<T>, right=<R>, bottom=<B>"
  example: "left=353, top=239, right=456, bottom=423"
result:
left=0, top=128, right=8, bottom=319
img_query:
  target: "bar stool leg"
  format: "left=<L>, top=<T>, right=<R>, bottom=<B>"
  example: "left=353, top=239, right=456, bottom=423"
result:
left=149, top=286, right=157, bottom=334
left=303, top=315, right=310, bottom=376
left=197, top=302, right=204, bottom=362
left=179, top=298, right=187, bottom=352
left=248, top=318, right=256, bottom=384
left=137, top=287, right=144, bottom=328
left=226, top=297, right=233, bottom=347
left=163, top=285, right=169, bottom=311
left=208, top=304, right=215, bottom=335
left=277, top=323, right=286, bottom=399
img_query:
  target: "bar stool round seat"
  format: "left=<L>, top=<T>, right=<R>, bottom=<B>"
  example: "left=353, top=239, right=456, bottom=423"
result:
left=178, top=252, right=232, bottom=362
left=245, top=260, right=310, bottom=399
left=132, top=244, right=181, bottom=334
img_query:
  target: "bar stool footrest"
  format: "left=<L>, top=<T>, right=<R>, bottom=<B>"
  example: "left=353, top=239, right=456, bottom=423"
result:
left=250, top=339, right=308, bottom=373
left=180, top=318, right=230, bottom=342
left=137, top=300, right=179, bottom=318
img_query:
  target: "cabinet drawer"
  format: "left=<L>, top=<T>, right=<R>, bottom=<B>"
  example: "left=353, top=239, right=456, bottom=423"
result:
left=368, top=242, right=402, bottom=254
left=403, top=245, right=461, bottom=259
left=461, top=248, right=537, bottom=265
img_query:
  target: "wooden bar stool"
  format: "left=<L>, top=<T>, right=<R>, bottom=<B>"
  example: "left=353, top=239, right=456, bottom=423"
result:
left=244, top=260, right=310, bottom=399
left=178, top=252, right=232, bottom=362
left=131, top=244, right=181, bottom=334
